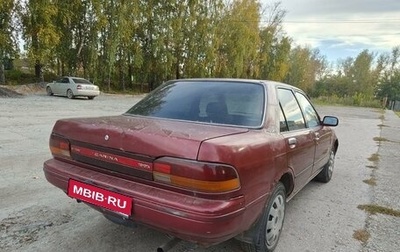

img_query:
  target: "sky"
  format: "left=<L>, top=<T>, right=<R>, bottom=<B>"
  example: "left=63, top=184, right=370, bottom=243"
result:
left=265, top=0, right=400, bottom=63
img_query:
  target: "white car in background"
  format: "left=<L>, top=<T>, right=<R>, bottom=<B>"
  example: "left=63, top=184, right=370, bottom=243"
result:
left=46, top=77, right=100, bottom=100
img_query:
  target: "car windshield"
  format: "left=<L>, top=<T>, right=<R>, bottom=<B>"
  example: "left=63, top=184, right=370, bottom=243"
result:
left=126, top=80, right=265, bottom=127
left=72, top=78, right=93, bottom=84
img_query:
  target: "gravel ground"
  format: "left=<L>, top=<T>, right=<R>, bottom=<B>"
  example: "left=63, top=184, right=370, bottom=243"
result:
left=0, top=91, right=399, bottom=252
left=0, top=86, right=23, bottom=98
left=362, top=110, right=400, bottom=252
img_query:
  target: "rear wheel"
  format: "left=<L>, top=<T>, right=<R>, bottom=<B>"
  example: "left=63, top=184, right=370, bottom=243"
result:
left=67, top=89, right=74, bottom=99
left=315, top=149, right=335, bottom=183
left=241, top=182, right=286, bottom=252
left=88, top=96, right=95, bottom=100
left=46, top=87, right=53, bottom=96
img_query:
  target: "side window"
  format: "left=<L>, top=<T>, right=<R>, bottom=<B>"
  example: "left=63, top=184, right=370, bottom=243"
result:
left=62, top=78, right=69, bottom=84
left=278, top=88, right=306, bottom=131
left=295, top=92, right=320, bottom=128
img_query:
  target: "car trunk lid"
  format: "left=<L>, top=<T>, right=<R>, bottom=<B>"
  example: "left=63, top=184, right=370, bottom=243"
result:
left=52, top=115, right=248, bottom=180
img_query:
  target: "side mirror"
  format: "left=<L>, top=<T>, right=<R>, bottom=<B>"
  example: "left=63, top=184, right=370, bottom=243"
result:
left=322, top=116, right=339, bottom=127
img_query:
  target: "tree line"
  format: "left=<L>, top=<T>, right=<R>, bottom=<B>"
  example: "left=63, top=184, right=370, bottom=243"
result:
left=1, top=0, right=399, bottom=103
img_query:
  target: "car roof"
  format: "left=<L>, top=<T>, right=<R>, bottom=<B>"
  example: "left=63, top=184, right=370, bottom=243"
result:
left=62, top=76, right=86, bottom=79
left=169, top=78, right=303, bottom=92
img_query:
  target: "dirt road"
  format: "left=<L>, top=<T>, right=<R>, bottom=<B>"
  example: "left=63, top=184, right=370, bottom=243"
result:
left=1, top=93, right=398, bottom=252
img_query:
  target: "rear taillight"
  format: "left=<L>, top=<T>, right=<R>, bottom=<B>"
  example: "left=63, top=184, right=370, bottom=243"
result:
left=153, top=157, right=240, bottom=193
left=49, top=135, right=71, bottom=159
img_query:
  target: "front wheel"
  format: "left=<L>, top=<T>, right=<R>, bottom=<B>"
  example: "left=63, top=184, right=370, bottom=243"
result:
left=67, top=89, right=74, bottom=99
left=241, top=182, right=286, bottom=252
left=46, top=87, right=53, bottom=96
left=315, top=149, right=335, bottom=183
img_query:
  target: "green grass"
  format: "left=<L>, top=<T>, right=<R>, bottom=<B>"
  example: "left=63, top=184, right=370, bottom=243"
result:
left=358, top=204, right=400, bottom=217
left=4, top=69, right=58, bottom=85
left=363, top=178, right=377, bottom=186
left=368, top=153, right=380, bottom=162
left=373, top=136, right=399, bottom=144
left=312, top=95, right=382, bottom=108
left=353, top=229, right=370, bottom=243
left=373, top=137, right=389, bottom=142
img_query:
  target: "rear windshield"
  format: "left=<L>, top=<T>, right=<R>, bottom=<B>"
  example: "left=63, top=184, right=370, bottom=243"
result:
left=72, top=78, right=93, bottom=84
left=126, top=80, right=265, bottom=127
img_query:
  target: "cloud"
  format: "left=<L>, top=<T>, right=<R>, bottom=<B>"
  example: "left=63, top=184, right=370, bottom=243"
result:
left=268, top=0, right=400, bottom=62
left=317, top=39, right=371, bottom=61
left=280, top=0, right=400, bottom=17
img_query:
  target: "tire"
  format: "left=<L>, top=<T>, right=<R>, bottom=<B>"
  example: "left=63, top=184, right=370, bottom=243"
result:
left=87, top=96, right=95, bottom=100
left=241, top=182, right=286, bottom=252
left=315, top=149, right=335, bottom=183
left=46, top=87, right=53, bottom=96
left=67, top=89, right=74, bottom=99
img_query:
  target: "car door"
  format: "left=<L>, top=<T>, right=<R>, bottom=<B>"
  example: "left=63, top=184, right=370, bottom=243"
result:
left=278, top=88, right=316, bottom=194
left=295, top=92, right=332, bottom=174
left=51, top=78, right=62, bottom=94
left=59, top=77, right=70, bottom=95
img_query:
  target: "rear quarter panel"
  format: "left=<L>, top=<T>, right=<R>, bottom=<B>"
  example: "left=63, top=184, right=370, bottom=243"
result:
left=197, top=130, right=287, bottom=229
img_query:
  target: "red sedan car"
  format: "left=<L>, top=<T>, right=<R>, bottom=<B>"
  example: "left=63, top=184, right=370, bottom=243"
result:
left=43, top=79, right=338, bottom=252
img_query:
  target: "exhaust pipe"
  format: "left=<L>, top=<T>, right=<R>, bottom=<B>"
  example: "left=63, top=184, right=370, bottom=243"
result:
left=157, top=236, right=181, bottom=252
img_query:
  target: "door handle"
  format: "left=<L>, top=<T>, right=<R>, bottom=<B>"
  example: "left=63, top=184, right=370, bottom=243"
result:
left=288, top=138, right=297, bottom=149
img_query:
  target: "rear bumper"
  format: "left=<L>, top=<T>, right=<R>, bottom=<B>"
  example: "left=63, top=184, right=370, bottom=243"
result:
left=43, top=158, right=247, bottom=245
left=74, top=90, right=100, bottom=97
